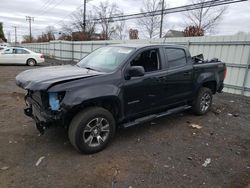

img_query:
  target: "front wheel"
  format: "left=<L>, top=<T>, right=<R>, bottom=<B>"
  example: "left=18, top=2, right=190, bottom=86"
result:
left=68, top=107, right=116, bottom=154
left=192, top=87, right=213, bottom=115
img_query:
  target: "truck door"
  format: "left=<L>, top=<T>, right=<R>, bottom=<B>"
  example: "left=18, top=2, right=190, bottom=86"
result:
left=164, top=47, right=193, bottom=105
left=123, top=48, right=166, bottom=119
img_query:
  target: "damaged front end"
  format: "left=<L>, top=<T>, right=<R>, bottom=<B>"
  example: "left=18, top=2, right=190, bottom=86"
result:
left=24, top=90, right=67, bottom=134
left=15, top=65, right=105, bottom=134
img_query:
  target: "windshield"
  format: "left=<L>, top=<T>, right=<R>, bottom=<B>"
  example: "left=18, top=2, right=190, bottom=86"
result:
left=77, top=46, right=134, bottom=72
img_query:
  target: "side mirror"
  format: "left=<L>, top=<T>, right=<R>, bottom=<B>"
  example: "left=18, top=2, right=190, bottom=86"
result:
left=126, top=66, right=145, bottom=79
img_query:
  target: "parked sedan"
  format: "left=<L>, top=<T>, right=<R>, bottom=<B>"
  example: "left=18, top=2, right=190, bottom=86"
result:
left=0, top=46, right=6, bottom=51
left=0, top=47, right=45, bottom=66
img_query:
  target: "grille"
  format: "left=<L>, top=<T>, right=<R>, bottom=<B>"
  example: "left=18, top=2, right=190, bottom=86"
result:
left=31, top=91, right=42, bottom=104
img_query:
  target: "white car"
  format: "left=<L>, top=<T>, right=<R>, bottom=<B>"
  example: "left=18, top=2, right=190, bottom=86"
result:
left=0, top=47, right=45, bottom=66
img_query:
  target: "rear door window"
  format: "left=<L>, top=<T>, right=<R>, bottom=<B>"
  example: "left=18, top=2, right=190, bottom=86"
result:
left=15, top=49, right=30, bottom=54
left=165, top=48, right=186, bottom=68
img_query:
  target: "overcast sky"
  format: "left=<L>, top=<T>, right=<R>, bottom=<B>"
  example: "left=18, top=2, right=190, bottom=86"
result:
left=1, top=0, right=250, bottom=42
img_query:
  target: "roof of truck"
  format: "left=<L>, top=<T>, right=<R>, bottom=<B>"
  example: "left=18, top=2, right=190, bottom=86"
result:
left=110, top=43, right=186, bottom=49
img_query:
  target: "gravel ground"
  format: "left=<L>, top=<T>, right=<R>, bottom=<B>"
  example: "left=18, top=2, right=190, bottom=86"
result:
left=0, top=59, right=249, bottom=188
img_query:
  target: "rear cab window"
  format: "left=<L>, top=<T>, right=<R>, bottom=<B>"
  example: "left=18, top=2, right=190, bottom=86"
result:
left=165, top=48, right=187, bottom=68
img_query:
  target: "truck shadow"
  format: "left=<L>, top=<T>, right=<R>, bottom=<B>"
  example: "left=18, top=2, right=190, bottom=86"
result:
left=42, top=110, right=195, bottom=154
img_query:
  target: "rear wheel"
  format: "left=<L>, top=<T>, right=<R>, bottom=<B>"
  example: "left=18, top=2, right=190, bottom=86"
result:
left=26, top=58, right=36, bottom=66
left=192, top=87, right=213, bottom=115
left=68, top=107, right=116, bottom=154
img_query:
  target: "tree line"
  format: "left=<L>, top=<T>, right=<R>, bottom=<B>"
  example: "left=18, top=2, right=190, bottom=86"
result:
left=19, top=0, right=228, bottom=43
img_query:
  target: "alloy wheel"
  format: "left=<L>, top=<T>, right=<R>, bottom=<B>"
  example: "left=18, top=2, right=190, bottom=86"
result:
left=82, top=117, right=110, bottom=147
left=200, top=93, right=211, bottom=112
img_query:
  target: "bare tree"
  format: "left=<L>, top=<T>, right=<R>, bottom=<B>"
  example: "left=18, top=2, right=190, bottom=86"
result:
left=58, top=9, right=97, bottom=41
left=137, top=0, right=167, bottom=39
left=22, top=35, right=35, bottom=43
left=59, top=22, right=73, bottom=36
left=185, top=0, right=227, bottom=34
left=95, top=1, right=124, bottom=40
left=0, top=22, right=6, bottom=42
left=112, top=21, right=126, bottom=40
left=36, top=26, right=56, bottom=42
left=46, top=26, right=56, bottom=41
left=70, top=9, right=96, bottom=40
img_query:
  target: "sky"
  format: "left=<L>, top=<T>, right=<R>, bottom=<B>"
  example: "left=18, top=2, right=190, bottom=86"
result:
left=1, top=0, right=250, bottom=42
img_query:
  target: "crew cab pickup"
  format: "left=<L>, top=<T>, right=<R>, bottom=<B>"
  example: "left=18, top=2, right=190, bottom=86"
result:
left=16, top=44, right=226, bottom=154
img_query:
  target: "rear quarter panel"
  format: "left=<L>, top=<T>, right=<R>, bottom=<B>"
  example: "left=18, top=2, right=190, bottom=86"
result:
left=33, top=53, right=45, bottom=63
left=193, top=62, right=226, bottom=93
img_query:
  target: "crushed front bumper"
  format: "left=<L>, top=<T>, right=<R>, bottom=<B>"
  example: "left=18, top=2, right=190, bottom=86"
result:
left=24, top=95, right=64, bottom=134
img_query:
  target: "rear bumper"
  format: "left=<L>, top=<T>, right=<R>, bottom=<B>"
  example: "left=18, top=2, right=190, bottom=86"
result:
left=36, top=58, right=45, bottom=64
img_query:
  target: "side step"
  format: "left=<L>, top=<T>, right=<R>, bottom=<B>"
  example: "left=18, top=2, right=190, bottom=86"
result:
left=121, top=105, right=191, bottom=128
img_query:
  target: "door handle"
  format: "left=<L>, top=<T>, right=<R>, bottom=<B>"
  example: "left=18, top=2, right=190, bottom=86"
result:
left=183, top=72, right=191, bottom=76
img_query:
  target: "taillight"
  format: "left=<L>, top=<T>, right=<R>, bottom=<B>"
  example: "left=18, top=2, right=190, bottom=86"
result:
left=224, top=67, right=227, bottom=79
left=40, top=54, right=44, bottom=58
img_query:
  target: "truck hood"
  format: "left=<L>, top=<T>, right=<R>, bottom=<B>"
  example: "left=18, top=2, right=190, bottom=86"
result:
left=16, top=65, right=104, bottom=90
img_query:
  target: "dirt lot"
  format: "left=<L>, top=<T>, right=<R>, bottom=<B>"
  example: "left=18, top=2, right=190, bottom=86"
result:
left=0, top=59, right=249, bottom=188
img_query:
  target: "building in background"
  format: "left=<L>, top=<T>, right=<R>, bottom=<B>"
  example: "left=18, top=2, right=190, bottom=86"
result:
left=183, top=26, right=204, bottom=37
left=164, top=30, right=184, bottom=38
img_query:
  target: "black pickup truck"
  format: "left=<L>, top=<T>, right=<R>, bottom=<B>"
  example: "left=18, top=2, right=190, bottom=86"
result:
left=16, top=44, right=226, bottom=153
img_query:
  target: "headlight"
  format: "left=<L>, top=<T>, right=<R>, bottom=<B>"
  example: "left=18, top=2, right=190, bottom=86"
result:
left=49, top=92, right=60, bottom=111
left=48, top=92, right=65, bottom=111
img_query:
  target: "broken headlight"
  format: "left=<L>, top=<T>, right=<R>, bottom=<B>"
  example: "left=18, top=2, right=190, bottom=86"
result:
left=48, top=92, right=65, bottom=111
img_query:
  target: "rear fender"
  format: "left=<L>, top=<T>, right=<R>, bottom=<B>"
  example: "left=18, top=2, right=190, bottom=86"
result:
left=194, top=72, right=219, bottom=94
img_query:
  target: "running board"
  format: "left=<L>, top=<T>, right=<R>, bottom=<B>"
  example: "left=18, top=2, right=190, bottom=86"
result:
left=121, top=105, right=191, bottom=128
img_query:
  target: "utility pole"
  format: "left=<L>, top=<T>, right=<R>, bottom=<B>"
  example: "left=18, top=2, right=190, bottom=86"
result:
left=26, top=16, right=34, bottom=42
left=159, top=0, right=165, bottom=38
left=83, top=0, right=86, bottom=32
left=12, top=26, right=17, bottom=44
left=7, top=31, right=11, bottom=43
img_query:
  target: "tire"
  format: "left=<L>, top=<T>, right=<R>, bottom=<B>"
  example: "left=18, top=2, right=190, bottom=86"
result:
left=26, top=58, right=36, bottom=66
left=68, top=107, right=116, bottom=154
left=192, top=87, right=213, bottom=115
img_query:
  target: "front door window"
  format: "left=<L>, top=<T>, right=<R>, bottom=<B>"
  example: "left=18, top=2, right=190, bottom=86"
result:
left=130, top=49, right=160, bottom=72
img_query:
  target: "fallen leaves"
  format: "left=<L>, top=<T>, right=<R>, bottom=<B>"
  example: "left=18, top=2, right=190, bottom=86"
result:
left=202, top=158, right=211, bottom=167
left=189, top=123, right=202, bottom=129
left=1, top=166, right=9, bottom=171
left=35, top=156, right=45, bottom=166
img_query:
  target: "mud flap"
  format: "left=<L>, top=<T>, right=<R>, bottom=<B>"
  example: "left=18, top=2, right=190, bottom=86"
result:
left=218, top=83, right=224, bottom=93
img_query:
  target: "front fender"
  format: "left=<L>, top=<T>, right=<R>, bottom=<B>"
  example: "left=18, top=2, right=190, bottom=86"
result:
left=61, top=84, right=121, bottom=106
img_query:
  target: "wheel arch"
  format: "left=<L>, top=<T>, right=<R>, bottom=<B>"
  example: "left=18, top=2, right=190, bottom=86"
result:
left=65, top=96, right=123, bottom=126
left=202, top=80, right=217, bottom=94
left=195, top=72, right=219, bottom=95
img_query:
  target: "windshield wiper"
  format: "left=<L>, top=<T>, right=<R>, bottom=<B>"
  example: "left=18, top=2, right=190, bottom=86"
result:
left=83, top=66, right=96, bottom=71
